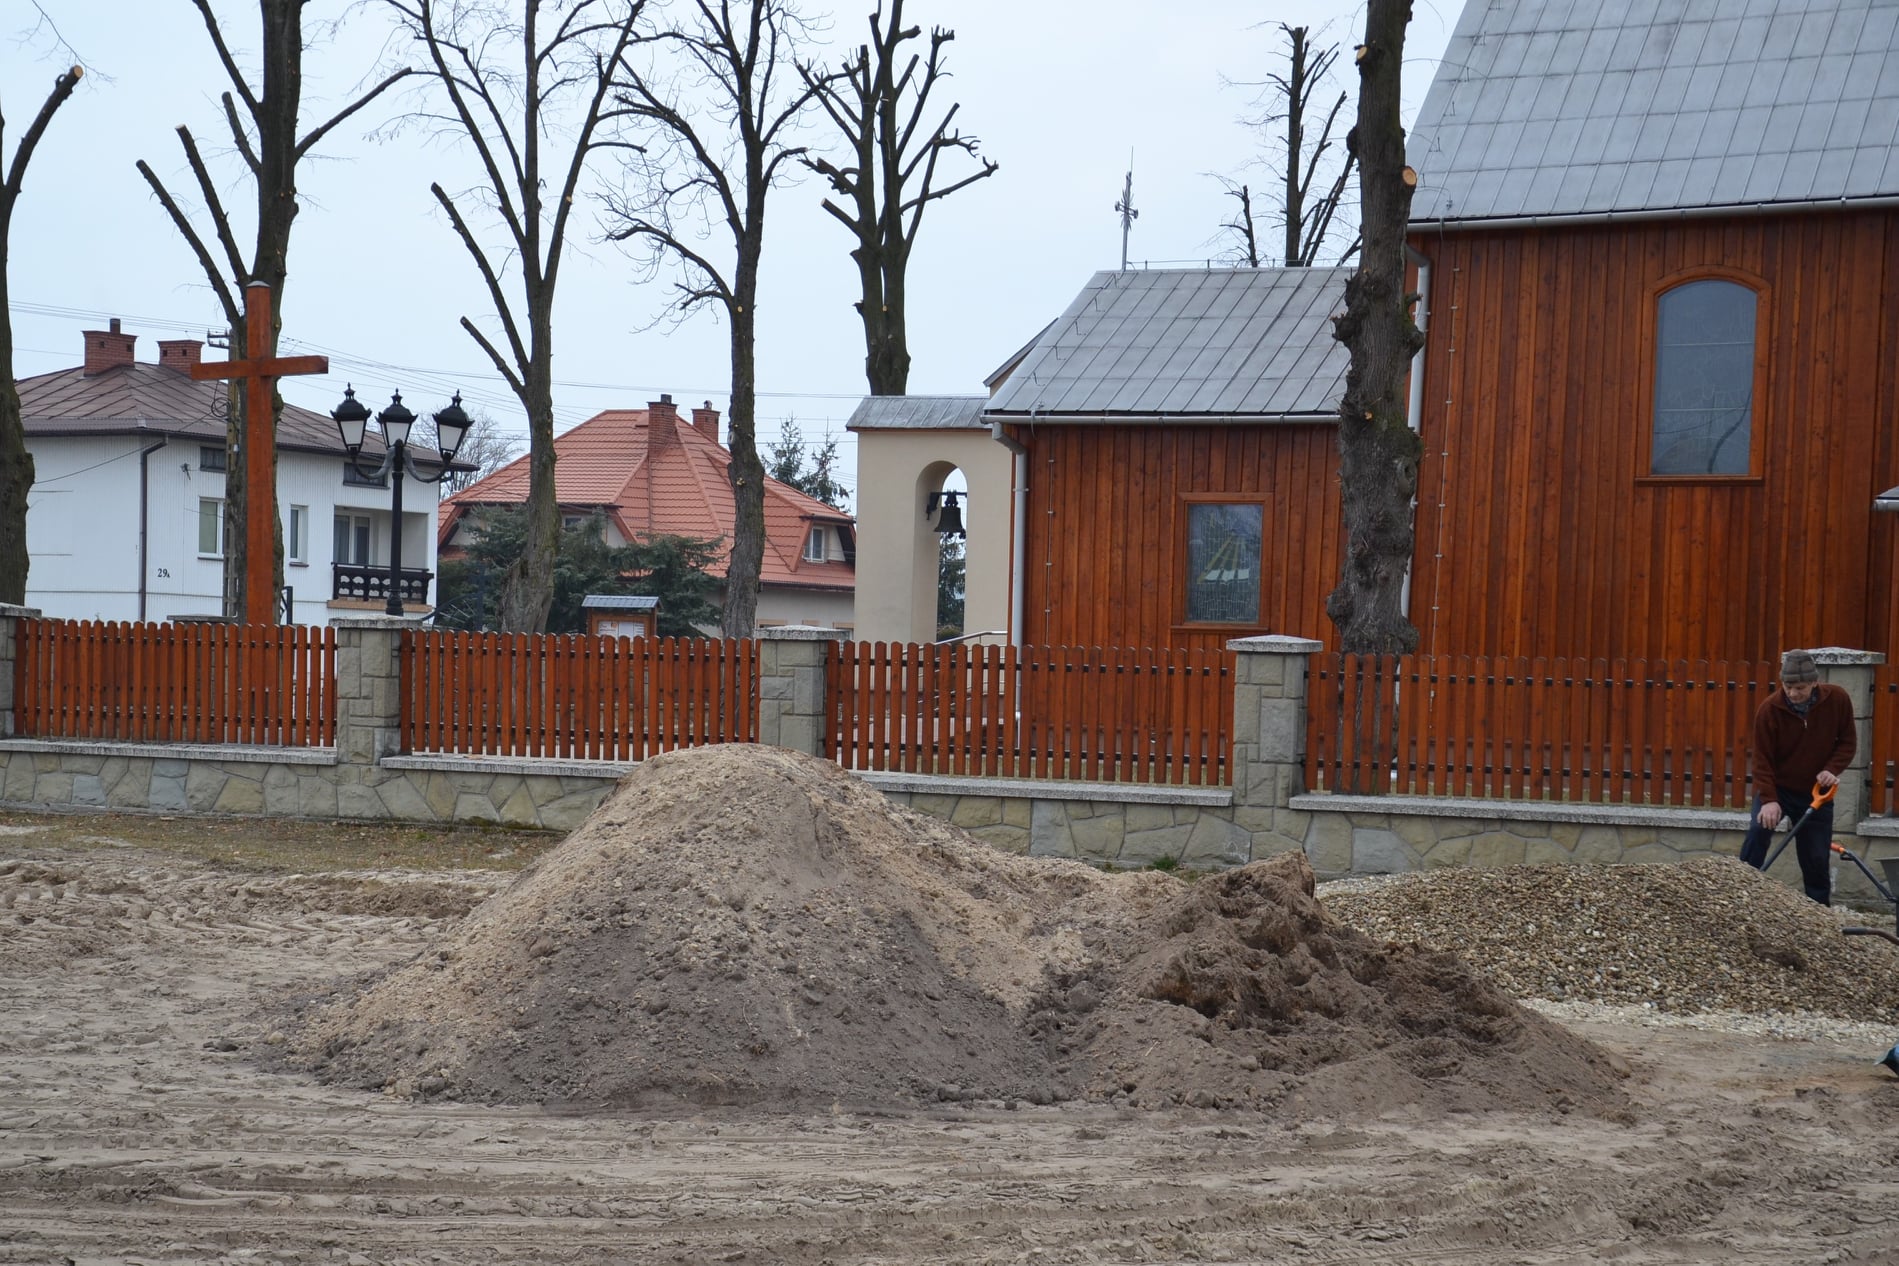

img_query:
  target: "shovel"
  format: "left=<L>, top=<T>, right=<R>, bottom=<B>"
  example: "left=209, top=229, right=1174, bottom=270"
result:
left=1760, top=780, right=1838, bottom=873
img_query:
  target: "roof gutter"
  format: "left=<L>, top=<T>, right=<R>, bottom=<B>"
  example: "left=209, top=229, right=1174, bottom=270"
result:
left=1408, top=195, right=1899, bottom=235
left=1401, top=245, right=1432, bottom=638
left=983, top=411, right=1338, bottom=426
left=136, top=434, right=169, bottom=621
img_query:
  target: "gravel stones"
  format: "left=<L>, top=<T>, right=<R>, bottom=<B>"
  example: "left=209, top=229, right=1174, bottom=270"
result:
left=1321, top=856, right=1899, bottom=1023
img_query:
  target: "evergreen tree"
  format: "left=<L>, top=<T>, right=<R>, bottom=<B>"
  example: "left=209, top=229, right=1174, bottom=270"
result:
left=766, top=417, right=850, bottom=511
left=436, top=508, right=721, bottom=637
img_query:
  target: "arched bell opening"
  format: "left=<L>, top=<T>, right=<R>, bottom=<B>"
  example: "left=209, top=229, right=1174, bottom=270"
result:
left=914, top=462, right=967, bottom=641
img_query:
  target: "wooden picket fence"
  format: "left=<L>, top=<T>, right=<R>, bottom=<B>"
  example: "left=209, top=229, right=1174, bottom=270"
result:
left=826, top=641, right=1234, bottom=785
left=1307, top=654, right=1774, bottom=808
left=401, top=630, right=757, bottom=759
left=12, top=618, right=335, bottom=746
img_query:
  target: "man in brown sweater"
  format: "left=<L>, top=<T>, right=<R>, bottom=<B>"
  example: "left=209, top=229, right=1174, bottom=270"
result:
left=1738, top=649, right=1857, bottom=904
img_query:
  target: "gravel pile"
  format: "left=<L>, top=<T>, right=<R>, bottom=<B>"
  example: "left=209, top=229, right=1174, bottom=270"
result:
left=1320, top=856, right=1899, bottom=1024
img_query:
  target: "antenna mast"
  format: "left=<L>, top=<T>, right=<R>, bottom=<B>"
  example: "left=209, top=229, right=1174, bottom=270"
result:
left=1114, top=155, right=1138, bottom=269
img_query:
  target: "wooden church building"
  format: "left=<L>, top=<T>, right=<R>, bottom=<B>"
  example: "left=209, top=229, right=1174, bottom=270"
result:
left=854, top=0, right=1899, bottom=665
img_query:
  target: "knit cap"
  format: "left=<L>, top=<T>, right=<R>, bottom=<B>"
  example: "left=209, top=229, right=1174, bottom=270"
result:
left=1780, top=649, right=1819, bottom=684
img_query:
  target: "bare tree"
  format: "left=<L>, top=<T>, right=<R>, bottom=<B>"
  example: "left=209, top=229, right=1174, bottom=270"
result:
left=438, top=410, right=524, bottom=494
left=1225, top=23, right=1358, bottom=267
left=135, top=1, right=411, bottom=620
left=798, top=0, right=996, bottom=395
left=605, top=0, right=826, bottom=637
left=381, top=0, right=646, bottom=633
left=1219, top=181, right=1260, bottom=268
left=1326, top=0, right=1424, bottom=655
left=0, top=63, right=82, bottom=604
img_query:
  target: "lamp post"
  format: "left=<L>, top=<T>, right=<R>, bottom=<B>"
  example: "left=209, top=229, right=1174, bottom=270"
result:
left=331, top=386, right=472, bottom=616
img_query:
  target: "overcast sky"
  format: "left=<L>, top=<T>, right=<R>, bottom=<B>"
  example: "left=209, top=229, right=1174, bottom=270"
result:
left=4, top=0, right=1456, bottom=503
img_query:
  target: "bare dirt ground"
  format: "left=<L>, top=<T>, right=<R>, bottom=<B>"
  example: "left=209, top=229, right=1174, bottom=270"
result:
left=7, top=752, right=1899, bottom=1264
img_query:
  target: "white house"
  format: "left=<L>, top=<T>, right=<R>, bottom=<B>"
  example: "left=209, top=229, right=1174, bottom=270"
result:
left=18, top=320, right=457, bottom=625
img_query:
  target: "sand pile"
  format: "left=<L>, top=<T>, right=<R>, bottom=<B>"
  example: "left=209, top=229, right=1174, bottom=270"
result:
left=284, top=746, right=1627, bottom=1117
left=1324, top=858, right=1899, bottom=1021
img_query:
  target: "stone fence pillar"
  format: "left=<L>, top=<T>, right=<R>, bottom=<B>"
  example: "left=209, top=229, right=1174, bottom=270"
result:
left=1228, top=636, right=1323, bottom=856
left=1811, top=647, right=1886, bottom=836
left=0, top=603, right=40, bottom=739
left=331, top=616, right=415, bottom=767
left=757, top=626, right=846, bottom=757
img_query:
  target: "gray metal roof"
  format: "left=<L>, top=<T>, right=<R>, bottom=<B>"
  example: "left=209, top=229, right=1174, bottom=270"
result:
left=983, top=268, right=1350, bottom=420
left=1410, top=0, right=1899, bottom=224
left=845, top=395, right=988, bottom=431
left=581, top=594, right=659, bottom=610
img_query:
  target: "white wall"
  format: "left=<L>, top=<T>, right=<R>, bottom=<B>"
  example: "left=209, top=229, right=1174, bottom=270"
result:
left=23, top=434, right=443, bottom=625
left=850, top=428, right=1015, bottom=644
left=756, top=586, right=856, bottom=634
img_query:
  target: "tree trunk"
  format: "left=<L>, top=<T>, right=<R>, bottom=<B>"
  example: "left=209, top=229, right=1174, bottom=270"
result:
left=864, top=249, right=910, bottom=394
left=0, top=65, right=83, bottom=606
left=0, top=275, right=33, bottom=605
left=223, top=0, right=304, bottom=622
left=498, top=314, right=559, bottom=633
left=721, top=281, right=766, bottom=637
left=1283, top=25, right=1309, bottom=268
left=1326, top=0, right=1424, bottom=656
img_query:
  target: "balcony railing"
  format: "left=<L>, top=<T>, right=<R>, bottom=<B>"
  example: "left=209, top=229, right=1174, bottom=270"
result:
left=332, top=562, right=432, bottom=605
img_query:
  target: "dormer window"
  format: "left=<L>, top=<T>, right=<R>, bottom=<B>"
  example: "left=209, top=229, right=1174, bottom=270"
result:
left=804, top=526, right=827, bottom=563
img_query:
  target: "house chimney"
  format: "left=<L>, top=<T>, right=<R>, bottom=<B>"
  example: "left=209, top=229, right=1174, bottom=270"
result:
left=647, top=394, right=682, bottom=448
left=691, top=400, right=721, bottom=443
left=82, top=318, right=137, bottom=376
left=156, top=339, right=204, bottom=373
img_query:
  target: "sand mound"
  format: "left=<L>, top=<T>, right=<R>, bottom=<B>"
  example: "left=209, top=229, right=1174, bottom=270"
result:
left=283, top=746, right=1627, bottom=1118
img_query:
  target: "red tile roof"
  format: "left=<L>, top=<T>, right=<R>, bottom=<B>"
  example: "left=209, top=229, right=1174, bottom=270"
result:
left=439, top=406, right=855, bottom=592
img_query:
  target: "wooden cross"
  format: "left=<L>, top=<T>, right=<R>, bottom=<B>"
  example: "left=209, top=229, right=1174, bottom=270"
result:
left=191, top=283, right=328, bottom=625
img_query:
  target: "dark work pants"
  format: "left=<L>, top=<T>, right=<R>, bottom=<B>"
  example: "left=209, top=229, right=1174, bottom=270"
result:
left=1739, top=785, right=1835, bottom=905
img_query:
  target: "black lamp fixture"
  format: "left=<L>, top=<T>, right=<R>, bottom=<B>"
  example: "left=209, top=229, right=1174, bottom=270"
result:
left=331, top=385, right=473, bottom=616
left=926, top=489, right=966, bottom=539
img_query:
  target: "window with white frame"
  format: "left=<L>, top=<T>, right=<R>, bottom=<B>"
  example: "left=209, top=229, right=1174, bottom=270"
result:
left=197, top=497, right=225, bottom=557
left=287, top=505, right=309, bottom=565
left=334, top=512, right=372, bottom=566
left=804, top=526, right=827, bottom=562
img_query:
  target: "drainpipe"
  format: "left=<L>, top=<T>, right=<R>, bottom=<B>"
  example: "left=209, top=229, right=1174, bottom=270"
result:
left=1400, top=245, right=1431, bottom=633
left=136, top=434, right=168, bottom=621
left=989, top=418, right=1029, bottom=647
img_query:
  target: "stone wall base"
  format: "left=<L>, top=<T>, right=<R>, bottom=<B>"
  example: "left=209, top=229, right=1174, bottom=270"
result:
left=7, top=740, right=1894, bottom=903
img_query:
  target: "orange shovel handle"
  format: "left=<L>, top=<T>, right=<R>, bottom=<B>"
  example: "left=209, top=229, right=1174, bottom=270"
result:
left=1811, top=780, right=1839, bottom=809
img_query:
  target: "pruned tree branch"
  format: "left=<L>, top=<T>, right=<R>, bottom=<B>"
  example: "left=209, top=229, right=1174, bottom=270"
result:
left=385, top=0, right=650, bottom=632
left=605, top=0, right=829, bottom=637
left=296, top=68, right=415, bottom=159
left=0, top=62, right=83, bottom=604
left=797, top=0, right=997, bottom=397
left=134, top=158, right=243, bottom=328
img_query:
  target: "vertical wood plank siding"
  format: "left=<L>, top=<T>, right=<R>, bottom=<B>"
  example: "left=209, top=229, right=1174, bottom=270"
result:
left=1408, top=210, right=1899, bottom=662
left=1008, top=211, right=1898, bottom=667
left=1010, top=422, right=1346, bottom=653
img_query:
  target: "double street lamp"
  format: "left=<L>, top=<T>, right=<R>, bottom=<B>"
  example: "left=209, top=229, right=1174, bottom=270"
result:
left=330, top=386, right=472, bottom=616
